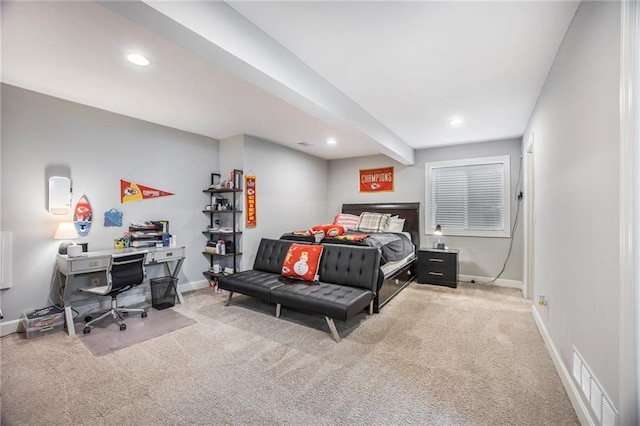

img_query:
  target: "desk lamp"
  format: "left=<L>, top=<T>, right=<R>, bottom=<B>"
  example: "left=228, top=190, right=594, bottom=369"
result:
left=434, top=224, right=445, bottom=249
left=54, top=222, right=78, bottom=255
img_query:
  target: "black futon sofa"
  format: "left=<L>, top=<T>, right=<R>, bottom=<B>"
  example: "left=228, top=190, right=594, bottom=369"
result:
left=217, top=238, right=381, bottom=342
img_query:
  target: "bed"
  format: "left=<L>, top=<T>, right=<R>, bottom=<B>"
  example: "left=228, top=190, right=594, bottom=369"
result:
left=280, top=202, right=419, bottom=312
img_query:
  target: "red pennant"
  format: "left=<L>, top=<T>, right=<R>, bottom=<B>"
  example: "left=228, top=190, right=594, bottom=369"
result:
left=121, top=180, right=174, bottom=203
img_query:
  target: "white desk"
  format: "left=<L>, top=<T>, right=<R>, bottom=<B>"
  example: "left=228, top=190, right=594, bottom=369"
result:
left=56, top=246, right=186, bottom=336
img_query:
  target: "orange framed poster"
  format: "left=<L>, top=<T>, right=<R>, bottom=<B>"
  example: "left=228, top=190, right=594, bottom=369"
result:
left=359, top=167, right=394, bottom=192
left=245, top=175, right=257, bottom=228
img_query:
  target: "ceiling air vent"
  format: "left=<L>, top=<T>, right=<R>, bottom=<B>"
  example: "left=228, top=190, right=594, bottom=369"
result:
left=297, top=141, right=313, bottom=147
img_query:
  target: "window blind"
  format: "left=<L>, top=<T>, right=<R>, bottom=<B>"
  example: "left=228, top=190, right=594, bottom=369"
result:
left=429, top=159, right=507, bottom=234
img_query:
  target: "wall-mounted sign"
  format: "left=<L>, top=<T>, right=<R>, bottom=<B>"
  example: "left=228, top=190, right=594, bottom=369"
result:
left=73, top=195, right=92, bottom=236
left=245, top=175, right=257, bottom=228
left=120, top=179, right=174, bottom=203
left=104, top=208, right=123, bottom=227
left=359, top=166, right=394, bottom=192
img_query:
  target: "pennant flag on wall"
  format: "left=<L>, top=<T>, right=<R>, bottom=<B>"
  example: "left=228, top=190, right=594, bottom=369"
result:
left=245, top=175, right=257, bottom=228
left=121, top=180, right=174, bottom=203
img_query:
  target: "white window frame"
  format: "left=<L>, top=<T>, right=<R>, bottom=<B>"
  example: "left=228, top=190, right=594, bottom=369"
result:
left=425, top=155, right=511, bottom=238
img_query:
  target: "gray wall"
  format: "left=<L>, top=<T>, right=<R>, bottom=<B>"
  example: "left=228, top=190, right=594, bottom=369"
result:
left=523, top=0, right=621, bottom=414
left=327, top=138, right=524, bottom=283
left=219, top=134, right=329, bottom=271
left=0, top=84, right=217, bottom=326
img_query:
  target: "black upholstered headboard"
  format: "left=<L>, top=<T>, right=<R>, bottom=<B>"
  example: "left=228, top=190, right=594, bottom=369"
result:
left=341, top=202, right=420, bottom=248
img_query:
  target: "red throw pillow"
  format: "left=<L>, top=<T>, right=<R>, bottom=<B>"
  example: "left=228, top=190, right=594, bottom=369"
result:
left=309, top=224, right=345, bottom=237
left=281, top=243, right=323, bottom=281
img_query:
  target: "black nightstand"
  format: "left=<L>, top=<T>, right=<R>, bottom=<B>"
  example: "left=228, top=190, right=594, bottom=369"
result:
left=417, top=248, right=459, bottom=288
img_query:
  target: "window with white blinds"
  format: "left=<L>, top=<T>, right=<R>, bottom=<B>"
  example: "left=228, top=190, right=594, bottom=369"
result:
left=425, top=156, right=511, bottom=238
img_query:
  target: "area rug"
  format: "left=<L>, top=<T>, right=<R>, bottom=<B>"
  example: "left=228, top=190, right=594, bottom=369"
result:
left=77, top=307, right=196, bottom=356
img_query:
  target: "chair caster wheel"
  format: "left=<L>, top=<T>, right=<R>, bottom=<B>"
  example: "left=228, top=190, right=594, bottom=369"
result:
left=119, top=324, right=126, bottom=331
left=141, top=311, right=148, bottom=318
left=83, top=327, right=91, bottom=334
left=84, top=315, right=93, bottom=322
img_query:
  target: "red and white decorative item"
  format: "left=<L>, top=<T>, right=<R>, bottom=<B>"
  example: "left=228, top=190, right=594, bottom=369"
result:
left=245, top=175, right=257, bottom=228
left=359, top=166, right=394, bottom=192
left=281, top=243, right=323, bottom=282
left=120, top=179, right=174, bottom=203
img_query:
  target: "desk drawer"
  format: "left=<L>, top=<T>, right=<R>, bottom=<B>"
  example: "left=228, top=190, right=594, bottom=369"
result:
left=148, top=248, right=185, bottom=263
left=69, top=257, right=109, bottom=273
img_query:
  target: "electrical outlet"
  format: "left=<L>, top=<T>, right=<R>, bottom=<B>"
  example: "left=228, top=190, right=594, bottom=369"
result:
left=537, top=294, right=547, bottom=306
left=91, top=278, right=100, bottom=286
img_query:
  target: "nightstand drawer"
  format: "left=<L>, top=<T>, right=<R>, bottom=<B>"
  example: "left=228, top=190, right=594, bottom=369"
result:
left=419, top=268, right=457, bottom=283
left=418, top=251, right=456, bottom=267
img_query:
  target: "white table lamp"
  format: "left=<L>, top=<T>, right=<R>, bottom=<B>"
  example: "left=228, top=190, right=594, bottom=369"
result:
left=54, top=222, right=78, bottom=255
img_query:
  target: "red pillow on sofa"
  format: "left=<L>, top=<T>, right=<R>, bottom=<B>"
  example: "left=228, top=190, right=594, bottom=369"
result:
left=281, top=243, right=324, bottom=282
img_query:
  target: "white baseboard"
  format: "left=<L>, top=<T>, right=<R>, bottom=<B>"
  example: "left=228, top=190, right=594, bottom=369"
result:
left=178, top=279, right=210, bottom=293
left=0, top=279, right=210, bottom=337
left=531, top=306, right=595, bottom=426
left=459, top=274, right=523, bottom=290
left=0, top=318, right=21, bottom=337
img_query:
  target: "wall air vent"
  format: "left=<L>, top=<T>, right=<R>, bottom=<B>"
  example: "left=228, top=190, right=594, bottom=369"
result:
left=573, top=347, right=618, bottom=426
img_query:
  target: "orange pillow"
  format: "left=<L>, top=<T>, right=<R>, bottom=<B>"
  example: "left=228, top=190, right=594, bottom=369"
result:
left=281, top=243, right=324, bottom=281
left=309, top=224, right=345, bottom=237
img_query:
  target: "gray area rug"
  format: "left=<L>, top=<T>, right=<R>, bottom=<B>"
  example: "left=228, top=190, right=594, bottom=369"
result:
left=77, top=307, right=196, bottom=356
left=1, top=283, right=579, bottom=425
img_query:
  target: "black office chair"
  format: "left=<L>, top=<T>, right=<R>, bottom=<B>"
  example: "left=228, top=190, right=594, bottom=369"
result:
left=79, top=251, right=148, bottom=334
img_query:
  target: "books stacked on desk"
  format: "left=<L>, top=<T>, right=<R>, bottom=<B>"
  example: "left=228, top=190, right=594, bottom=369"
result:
left=129, top=220, right=169, bottom=248
left=131, top=240, right=160, bottom=248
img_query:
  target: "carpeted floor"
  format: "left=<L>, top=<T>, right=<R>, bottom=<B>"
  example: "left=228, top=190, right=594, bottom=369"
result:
left=0, top=282, right=579, bottom=425
left=78, top=307, right=196, bottom=356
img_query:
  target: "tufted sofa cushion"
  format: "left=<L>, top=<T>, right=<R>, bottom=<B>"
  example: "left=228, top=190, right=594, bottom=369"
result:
left=253, top=238, right=295, bottom=273
left=270, top=282, right=373, bottom=322
left=317, top=243, right=380, bottom=291
left=217, top=270, right=285, bottom=302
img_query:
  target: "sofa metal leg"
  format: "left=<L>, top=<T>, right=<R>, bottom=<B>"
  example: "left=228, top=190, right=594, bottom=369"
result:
left=369, top=300, right=374, bottom=315
left=275, top=303, right=281, bottom=318
left=224, top=291, right=233, bottom=306
left=325, top=316, right=341, bottom=343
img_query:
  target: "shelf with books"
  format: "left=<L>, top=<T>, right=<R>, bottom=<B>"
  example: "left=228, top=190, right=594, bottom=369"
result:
left=202, top=170, right=243, bottom=286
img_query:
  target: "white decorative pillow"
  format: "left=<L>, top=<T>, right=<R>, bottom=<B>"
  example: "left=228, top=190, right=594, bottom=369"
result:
left=354, top=212, right=391, bottom=233
left=386, top=216, right=405, bottom=233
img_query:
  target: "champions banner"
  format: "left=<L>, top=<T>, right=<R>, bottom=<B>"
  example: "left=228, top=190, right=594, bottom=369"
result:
left=245, top=175, right=257, bottom=228
left=120, top=180, right=174, bottom=203
left=359, top=166, right=394, bottom=192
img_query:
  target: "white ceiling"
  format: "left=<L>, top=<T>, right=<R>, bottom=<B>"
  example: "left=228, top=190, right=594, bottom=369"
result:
left=1, top=1, right=579, bottom=165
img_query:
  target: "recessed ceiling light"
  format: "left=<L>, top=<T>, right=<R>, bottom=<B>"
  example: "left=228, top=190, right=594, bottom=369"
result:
left=326, top=138, right=337, bottom=145
left=449, top=117, right=464, bottom=127
left=126, top=53, right=150, bottom=66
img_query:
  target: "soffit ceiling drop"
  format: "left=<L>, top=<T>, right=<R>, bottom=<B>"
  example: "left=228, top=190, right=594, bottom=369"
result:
left=0, top=1, right=579, bottom=164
